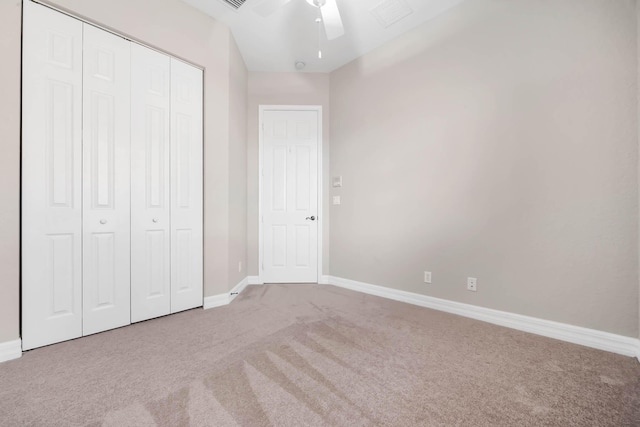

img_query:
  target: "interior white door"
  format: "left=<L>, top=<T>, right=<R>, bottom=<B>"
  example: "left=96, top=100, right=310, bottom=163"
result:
left=170, top=58, right=203, bottom=313
left=22, top=1, right=83, bottom=350
left=262, top=110, right=319, bottom=283
left=130, top=44, right=171, bottom=323
left=82, top=24, right=131, bottom=336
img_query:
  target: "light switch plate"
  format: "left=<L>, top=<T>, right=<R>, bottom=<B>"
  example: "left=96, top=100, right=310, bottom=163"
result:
left=333, top=196, right=341, bottom=205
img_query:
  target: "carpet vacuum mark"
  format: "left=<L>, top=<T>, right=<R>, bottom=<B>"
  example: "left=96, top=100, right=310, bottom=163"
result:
left=1, top=284, right=639, bottom=426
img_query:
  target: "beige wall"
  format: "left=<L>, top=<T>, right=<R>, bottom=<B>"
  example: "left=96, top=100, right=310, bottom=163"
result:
left=2, top=0, right=638, bottom=345
left=0, top=1, right=22, bottom=343
left=0, top=0, right=247, bottom=344
left=247, top=72, right=331, bottom=277
left=330, top=0, right=639, bottom=337
left=228, top=38, right=249, bottom=288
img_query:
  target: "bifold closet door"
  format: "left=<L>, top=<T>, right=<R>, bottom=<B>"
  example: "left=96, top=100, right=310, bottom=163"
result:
left=23, top=2, right=203, bottom=348
left=170, top=59, right=203, bottom=314
left=130, top=44, right=172, bottom=323
left=82, top=24, right=131, bottom=336
left=22, top=1, right=83, bottom=350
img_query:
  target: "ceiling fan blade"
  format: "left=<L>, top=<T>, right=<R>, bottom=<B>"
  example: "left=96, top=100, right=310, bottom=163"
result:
left=254, top=0, right=293, bottom=17
left=321, top=0, right=344, bottom=40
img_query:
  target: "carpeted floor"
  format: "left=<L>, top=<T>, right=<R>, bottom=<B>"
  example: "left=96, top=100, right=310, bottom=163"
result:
left=1, top=284, right=639, bottom=426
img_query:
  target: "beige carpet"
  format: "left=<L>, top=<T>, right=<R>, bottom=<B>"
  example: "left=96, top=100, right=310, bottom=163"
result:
left=1, top=284, right=639, bottom=426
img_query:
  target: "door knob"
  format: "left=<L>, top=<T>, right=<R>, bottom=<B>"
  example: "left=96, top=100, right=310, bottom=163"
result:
left=305, top=216, right=316, bottom=221
left=100, top=219, right=107, bottom=225
left=152, top=218, right=159, bottom=223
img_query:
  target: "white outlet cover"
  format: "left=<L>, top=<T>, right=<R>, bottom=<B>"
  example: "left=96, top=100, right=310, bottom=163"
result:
left=333, top=196, right=341, bottom=205
left=424, top=271, right=432, bottom=283
left=467, top=277, right=477, bottom=291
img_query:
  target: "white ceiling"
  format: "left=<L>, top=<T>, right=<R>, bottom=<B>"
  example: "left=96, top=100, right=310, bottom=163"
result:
left=180, top=0, right=465, bottom=73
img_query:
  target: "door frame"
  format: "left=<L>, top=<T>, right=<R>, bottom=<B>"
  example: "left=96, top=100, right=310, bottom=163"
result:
left=258, top=105, right=323, bottom=284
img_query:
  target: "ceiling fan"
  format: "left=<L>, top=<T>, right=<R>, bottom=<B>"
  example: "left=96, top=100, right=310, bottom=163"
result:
left=253, top=0, right=345, bottom=41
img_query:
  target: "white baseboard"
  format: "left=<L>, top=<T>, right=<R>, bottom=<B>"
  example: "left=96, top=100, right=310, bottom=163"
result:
left=327, top=276, right=640, bottom=361
left=249, top=275, right=330, bottom=285
left=229, top=277, right=249, bottom=303
left=203, top=293, right=229, bottom=310
left=0, top=339, right=22, bottom=363
left=204, top=277, right=249, bottom=309
left=248, top=276, right=263, bottom=285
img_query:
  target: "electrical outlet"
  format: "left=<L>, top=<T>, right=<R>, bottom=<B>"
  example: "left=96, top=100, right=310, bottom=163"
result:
left=467, top=277, right=477, bottom=292
left=238, top=261, right=242, bottom=273
left=333, top=196, right=341, bottom=205
left=423, top=271, right=432, bottom=283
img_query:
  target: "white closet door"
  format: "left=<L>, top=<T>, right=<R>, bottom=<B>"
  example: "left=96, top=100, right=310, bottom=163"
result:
left=82, top=24, right=131, bottom=335
left=170, top=59, right=203, bottom=313
left=130, top=44, right=171, bottom=323
left=22, top=1, right=83, bottom=350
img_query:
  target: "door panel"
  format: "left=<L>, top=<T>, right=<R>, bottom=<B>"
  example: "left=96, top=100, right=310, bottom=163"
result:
left=295, top=146, right=311, bottom=210
left=262, top=110, right=319, bottom=283
left=146, top=230, right=167, bottom=296
left=48, top=234, right=76, bottom=316
left=271, top=146, right=287, bottom=211
left=22, top=1, right=83, bottom=350
left=91, top=233, right=116, bottom=303
left=131, top=44, right=171, bottom=322
left=82, top=24, right=131, bottom=336
left=170, top=59, right=203, bottom=313
left=294, top=225, right=311, bottom=267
